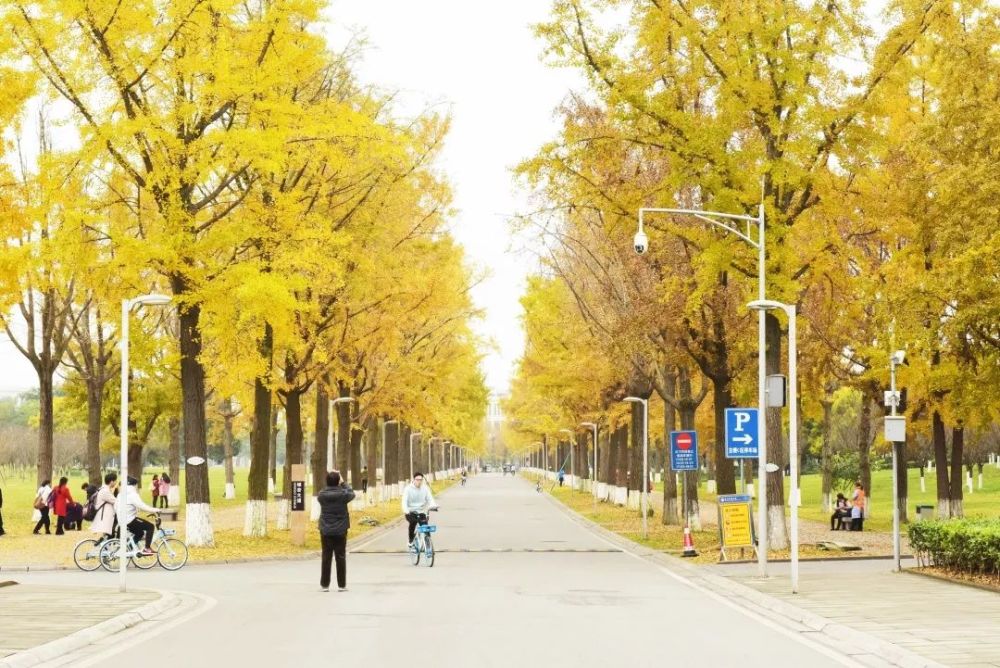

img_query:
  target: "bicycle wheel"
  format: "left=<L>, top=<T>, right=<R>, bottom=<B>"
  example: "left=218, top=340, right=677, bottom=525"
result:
left=99, top=539, right=122, bottom=572
left=73, top=538, right=103, bottom=572
left=424, top=535, right=435, bottom=568
left=131, top=544, right=158, bottom=570
left=410, top=537, right=420, bottom=566
left=157, top=538, right=189, bottom=571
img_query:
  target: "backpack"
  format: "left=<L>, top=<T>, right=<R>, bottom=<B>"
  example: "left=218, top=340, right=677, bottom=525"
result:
left=82, top=491, right=100, bottom=522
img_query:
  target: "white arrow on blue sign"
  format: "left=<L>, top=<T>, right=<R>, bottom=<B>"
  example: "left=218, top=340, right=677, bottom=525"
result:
left=725, top=408, right=759, bottom=459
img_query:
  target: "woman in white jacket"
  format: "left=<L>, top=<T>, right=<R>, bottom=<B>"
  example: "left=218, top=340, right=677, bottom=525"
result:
left=90, top=472, right=120, bottom=537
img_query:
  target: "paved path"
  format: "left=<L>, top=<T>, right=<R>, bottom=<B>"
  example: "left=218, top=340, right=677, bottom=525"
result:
left=0, top=584, right=159, bottom=658
left=12, top=475, right=861, bottom=667
left=717, top=560, right=1000, bottom=667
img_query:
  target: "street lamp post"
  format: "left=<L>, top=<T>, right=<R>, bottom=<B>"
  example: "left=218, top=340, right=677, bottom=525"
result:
left=638, top=201, right=768, bottom=576
left=409, top=431, right=422, bottom=482
left=559, top=428, right=574, bottom=490
left=889, top=350, right=906, bottom=573
left=119, top=293, right=172, bottom=593
left=748, top=299, right=798, bottom=593
left=623, top=397, right=649, bottom=540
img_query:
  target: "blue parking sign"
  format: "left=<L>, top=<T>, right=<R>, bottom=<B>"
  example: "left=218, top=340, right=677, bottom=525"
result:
left=725, top=408, right=759, bottom=459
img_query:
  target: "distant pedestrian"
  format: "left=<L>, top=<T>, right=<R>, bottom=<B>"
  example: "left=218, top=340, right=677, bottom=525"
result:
left=0, top=483, right=5, bottom=536
left=33, top=479, right=52, bottom=534
left=558, top=469, right=565, bottom=487
left=830, top=493, right=850, bottom=530
left=52, top=477, right=74, bottom=535
left=317, top=471, right=355, bottom=592
left=851, top=481, right=866, bottom=531
left=361, top=467, right=368, bottom=494
left=151, top=475, right=160, bottom=506
left=158, top=474, right=170, bottom=508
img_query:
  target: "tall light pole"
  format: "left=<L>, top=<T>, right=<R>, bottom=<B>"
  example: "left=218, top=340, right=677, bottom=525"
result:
left=381, top=419, right=398, bottom=502
left=409, top=431, right=422, bottom=481
left=580, top=422, right=598, bottom=512
left=119, top=293, right=172, bottom=593
left=329, top=396, right=356, bottom=477
left=638, top=200, right=768, bottom=576
left=623, top=397, right=649, bottom=540
left=889, top=350, right=906, bottom=573
left=748, top=299, right=798, bottom=593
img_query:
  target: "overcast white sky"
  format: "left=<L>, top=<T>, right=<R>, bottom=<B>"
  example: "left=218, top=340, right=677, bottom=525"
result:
left=0, top=0, right=576, bottom=395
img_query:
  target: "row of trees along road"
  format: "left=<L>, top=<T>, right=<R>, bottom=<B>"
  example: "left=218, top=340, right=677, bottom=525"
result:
left=503, top=0, right=1000, bottom=548
left=0, top=0, right=488, bottom=546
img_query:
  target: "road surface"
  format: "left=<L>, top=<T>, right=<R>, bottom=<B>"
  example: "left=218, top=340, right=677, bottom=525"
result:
left=16, top=474, right=856, bottom=667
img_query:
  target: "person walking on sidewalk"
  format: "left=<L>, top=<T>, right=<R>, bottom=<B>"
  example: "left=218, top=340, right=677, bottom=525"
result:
left=158, top=474, right=171, bottom=508
left=90, top=472, right=119, bottom=537
left=52, top=477, right=74, bottom=535
left=318, top=471, right=355, bottom=592
left=151, top=475, right=160, bottom=507
left=33, top=479, right=52, bottom=534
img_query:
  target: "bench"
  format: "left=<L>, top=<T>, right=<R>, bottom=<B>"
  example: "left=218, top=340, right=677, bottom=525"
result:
left=159, top=509, right=180, bottom=522
left=836, top=516, right=864, bottom=531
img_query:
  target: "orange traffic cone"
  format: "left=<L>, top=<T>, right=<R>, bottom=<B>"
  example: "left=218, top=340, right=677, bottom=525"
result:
left=681, top=526, right=698, bottom=558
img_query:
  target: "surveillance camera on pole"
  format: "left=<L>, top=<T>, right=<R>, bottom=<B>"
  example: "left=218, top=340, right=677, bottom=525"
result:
left=633, top=228, right=648, bottom=255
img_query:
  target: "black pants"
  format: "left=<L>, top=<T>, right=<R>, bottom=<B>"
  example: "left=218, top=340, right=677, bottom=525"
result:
left=158, top=495, right=169, bottom=508
left=320, top=534, right=347, bottom=589
left=0, top=507, right=5, bottom=535
left=127, top=518, right=154, bottom=549
left=34, top=507, right=51, bottom=534
left=406, top=513, right=428, bottom=543
left=361, top=480, right=368, bottom=493
left=831, top=510, right=849, bottom=529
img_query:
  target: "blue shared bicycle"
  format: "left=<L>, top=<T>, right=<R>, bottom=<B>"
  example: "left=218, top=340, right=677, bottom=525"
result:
left=408, top=508, right=438, bottom=567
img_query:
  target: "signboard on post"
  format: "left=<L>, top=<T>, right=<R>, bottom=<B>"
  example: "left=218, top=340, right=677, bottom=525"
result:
left=290, top=463, right=306, bottom=546
left=725, top=408, right=759, bottom=459
left=669, top=431, right=699, bottom=471
left=717, top=494, right=756, bottom=561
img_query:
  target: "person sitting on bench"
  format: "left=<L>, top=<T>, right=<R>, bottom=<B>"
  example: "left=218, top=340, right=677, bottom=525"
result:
left=830, top=493, right=850, bottom=530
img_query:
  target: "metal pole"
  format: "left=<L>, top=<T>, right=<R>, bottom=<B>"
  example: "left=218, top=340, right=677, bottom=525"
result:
left=788, top=304, right=799, bottom=594
left=118, top=299, right=130, bottom=593
left=642, top=399, right=649, bottom=540
left=756, top=204, right=769, bottom=578
left=380, top=421, right=386, bottom=503
left=891, top=359, right=901, bottom=572
left=592, top=424, right=598, bottom=512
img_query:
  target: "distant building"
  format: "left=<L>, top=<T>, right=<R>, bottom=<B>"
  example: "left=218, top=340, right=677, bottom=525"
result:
left=487, top=392, right=506, bottom=425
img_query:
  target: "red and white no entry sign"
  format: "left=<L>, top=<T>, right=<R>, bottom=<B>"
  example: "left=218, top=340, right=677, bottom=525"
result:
left=676, top=433, right=693, bottom=449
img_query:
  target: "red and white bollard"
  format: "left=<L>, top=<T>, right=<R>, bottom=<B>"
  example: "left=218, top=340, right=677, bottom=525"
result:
left=681, top=526, right=698, bottom=558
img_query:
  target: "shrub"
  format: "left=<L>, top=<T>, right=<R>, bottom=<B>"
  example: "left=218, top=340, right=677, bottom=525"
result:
left=908, top=518, right=1000, bottom=581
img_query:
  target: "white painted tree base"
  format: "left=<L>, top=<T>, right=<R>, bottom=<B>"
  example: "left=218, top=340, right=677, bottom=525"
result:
left=596, top=483, right=607, bottom=500
left=276, top=499, right=290, bottom=530
left=243, top=499, right=267, bottom=537
left=267, top=478, right=274, bottom=494
left=626, top=491, right=641, bottom=510
left=686, top=501, right=702, bottom=531
left=614, top=486, right=628, bottom=506
left=224, top=483, right=236, bottom=500
left=185, top=503, right=215, bottom=547
left=310, top=496, right=320, bottom=521
left=920, top=477, right=926, bottom=493
left=767, top=505, right=789, bottom=550
left=167, top=488, right=181, bottom=506
left=706, top=480, right=717, bottom=494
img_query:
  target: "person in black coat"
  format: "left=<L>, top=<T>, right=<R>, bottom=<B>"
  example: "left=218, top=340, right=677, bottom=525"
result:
left=317, top=471, right=355, bottom=592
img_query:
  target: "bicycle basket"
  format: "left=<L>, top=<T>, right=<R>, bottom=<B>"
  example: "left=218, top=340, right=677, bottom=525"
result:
left=162, top=528, right=176, bottom=536
left=416, top=525, right=437, bottom=533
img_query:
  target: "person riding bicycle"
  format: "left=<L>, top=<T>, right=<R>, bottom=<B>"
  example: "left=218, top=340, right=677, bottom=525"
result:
left=461, top=469, right=467, bottom=485
left=401, top=472, right=437, bottom=548
left=122, top=477, right=162, bottom=555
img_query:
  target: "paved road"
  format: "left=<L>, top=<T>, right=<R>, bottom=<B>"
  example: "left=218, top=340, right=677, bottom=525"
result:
left=15, top=474, right=854, bottom=667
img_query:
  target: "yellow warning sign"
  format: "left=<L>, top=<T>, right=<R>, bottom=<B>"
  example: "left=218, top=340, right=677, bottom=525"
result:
left=717, top=494, right=755, bottom=561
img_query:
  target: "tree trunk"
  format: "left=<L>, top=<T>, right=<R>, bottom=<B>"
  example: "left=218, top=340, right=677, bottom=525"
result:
left=268, top=402, right=279, bottom=491
left=765, top=313, right=787, bottom=549
left=711, top=375, right=737, bottom=495
left=168, top=416, right=180, bottom=504
left=629, top=401, right=643, bottom=500
left=350, top=407, right=363, bottom=489
left=278, top=388, right=304, bottom=529
left=365, top=414, right=377, bottom=496
left=176, top=299, right=213, bottom=546
left=820, top=386, right=834, bottom=511
left=127, top=441, right=144, bottom=487
left=335, top=385, right=350, bottom=476
left=244, top=325, right=271, bottom=537
left=85, top=384, right=103, bottom=487
left=37, top=371, right=55, bottom=487
left=932, top=411, right=950, bottom=517
left=949, top=426, right=964, bottom=518
left=858, top=391, right=873, bottom=501
left=661, top=374, right=679, bottom=525
left=678, top=391, right=700, bottom=531
left=312, top=384, right=329, bottom=495
left=398, top=424, right=410, bottom=487
left=386, top=420, right=399, bottom=494
left=222, top=399, right=236, bottom=499
left=896, top=442, right=908, bottom=523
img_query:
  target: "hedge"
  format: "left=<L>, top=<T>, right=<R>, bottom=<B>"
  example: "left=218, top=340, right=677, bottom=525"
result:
left=908, top=518, right=1000, bottom=580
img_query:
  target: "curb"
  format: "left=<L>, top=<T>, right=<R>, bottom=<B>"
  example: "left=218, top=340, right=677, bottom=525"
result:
left=542, top=490, right=945, bottom=668
left=0, top=589, right=182, bottom=668
left=903, top=566, right=1000, bottom=595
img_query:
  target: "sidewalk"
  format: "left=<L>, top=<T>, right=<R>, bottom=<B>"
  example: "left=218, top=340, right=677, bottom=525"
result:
left=0, top=583, right=164, bottom=665
left=717, top=561, right=1000, bottom=667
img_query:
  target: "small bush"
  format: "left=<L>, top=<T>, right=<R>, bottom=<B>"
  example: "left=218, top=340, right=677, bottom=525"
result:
left=908, top=518, right=1000, bottom=581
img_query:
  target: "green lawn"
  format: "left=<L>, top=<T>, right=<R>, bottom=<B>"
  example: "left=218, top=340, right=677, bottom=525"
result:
left=654, top=463, right=1000, bottom=532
